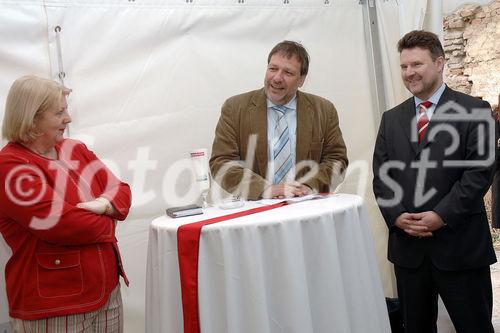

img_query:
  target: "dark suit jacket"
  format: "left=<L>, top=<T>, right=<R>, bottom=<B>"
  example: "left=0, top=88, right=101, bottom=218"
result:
left=210, top=88, right=348, bottom=200
left=373, top=86, right=497, bottom=270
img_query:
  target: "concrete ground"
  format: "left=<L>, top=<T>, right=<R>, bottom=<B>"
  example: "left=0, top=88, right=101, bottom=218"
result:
left=437, top=250, right=500, bottom=332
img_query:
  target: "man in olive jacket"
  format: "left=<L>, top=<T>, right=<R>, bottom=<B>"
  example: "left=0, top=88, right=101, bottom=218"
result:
left=210, top=41, right=348, bottom=200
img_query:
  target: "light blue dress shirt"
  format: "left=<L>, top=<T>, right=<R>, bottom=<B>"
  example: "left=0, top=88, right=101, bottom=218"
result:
left=266, top=96, right=297, bottom=181
left=414, top=82, right=446, bottom=120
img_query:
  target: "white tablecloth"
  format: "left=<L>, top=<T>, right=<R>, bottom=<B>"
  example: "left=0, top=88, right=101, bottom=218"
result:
left=146, top=194, right=390, bottom=333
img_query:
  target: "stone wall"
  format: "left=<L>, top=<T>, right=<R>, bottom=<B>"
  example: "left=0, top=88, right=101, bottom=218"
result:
left=444, top=0, right=500, bottom=109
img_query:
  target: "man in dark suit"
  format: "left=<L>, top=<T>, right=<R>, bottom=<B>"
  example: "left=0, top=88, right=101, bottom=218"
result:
left=210, top=41, right=348, bottom=200
left=373, top=30, right=497, bottom=332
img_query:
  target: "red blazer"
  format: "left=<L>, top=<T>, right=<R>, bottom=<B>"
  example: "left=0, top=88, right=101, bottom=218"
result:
left=0, top=139, right=131, bottom=320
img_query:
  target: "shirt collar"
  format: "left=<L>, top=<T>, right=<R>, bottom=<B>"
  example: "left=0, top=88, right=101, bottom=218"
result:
left=414, top=82, right=446, bottom=107
left=267, top=95, right=297, bottom=111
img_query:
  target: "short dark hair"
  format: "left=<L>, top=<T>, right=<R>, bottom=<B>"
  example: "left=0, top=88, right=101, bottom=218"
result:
left=268, top=40, right=310, bottom=76
left=397, top=30, right=445, bottom=60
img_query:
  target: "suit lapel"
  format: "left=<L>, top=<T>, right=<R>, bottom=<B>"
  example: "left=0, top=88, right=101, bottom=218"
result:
left=296, top=91, right=313, bottom=163
left=249, top=89, right=269, bottom=176
left=397, top=98, right=419, bottom=154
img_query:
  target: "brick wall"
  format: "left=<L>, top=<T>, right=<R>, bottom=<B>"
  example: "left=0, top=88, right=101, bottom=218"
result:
left=444, top=0, right=500, bottom=109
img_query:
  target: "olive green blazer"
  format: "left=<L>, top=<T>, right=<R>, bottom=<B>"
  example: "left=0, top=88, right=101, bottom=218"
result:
left=210, top=88, right=348, bottom=200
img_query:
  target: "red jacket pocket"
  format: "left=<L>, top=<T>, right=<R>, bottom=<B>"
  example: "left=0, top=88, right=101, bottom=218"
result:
left=36, top=251, right=83, bottom=298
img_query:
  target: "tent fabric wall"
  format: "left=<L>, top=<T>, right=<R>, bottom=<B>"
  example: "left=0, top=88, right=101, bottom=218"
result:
left=0, top=0, right=396, bottom=331
left=375, top=0, right=432, bottom=110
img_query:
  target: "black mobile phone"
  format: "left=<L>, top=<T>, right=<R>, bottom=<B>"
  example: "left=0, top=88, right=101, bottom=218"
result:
left=166, top=204, right=203, bottom=218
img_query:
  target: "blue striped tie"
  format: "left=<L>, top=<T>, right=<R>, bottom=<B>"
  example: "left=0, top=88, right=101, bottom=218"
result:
left=272, top=105, right=293, bottom=184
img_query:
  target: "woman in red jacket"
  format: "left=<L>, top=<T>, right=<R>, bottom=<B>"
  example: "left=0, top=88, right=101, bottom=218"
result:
left=0, top=75, right=131, bottom=332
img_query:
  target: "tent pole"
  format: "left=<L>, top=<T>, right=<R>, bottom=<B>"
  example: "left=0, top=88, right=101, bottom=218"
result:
left=54, top=25, right=70, bottom=137
left=361, top=0, right=388, bottom=128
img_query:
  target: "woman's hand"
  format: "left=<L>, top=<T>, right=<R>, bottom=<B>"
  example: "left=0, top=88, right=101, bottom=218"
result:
left=77, top=197, right=113, bottom=215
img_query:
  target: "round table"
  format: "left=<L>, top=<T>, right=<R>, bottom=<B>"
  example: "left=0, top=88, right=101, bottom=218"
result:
left=146, top=194, right=390, bottom=333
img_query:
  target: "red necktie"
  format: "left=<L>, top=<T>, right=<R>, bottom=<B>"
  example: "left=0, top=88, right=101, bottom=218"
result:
left=417, top=101, right=432, bottom=143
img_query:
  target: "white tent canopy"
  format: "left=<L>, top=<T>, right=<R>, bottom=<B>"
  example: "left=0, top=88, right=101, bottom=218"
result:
left=0, top=0, right=482, bottom=331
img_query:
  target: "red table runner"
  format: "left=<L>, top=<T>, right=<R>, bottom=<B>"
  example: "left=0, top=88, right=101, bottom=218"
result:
left=177, top=201, right=288, bottom=333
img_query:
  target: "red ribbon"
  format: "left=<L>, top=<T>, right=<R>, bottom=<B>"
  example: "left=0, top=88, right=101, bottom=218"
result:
left=177, top=201, right=288, bottom=333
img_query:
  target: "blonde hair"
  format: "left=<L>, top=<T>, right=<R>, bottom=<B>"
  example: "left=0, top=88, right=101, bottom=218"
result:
left=2, top=75, right=71, bottom=143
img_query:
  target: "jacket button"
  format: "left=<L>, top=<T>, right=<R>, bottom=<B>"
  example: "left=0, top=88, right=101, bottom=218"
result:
left=54, top=259, right=61, bottom=265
